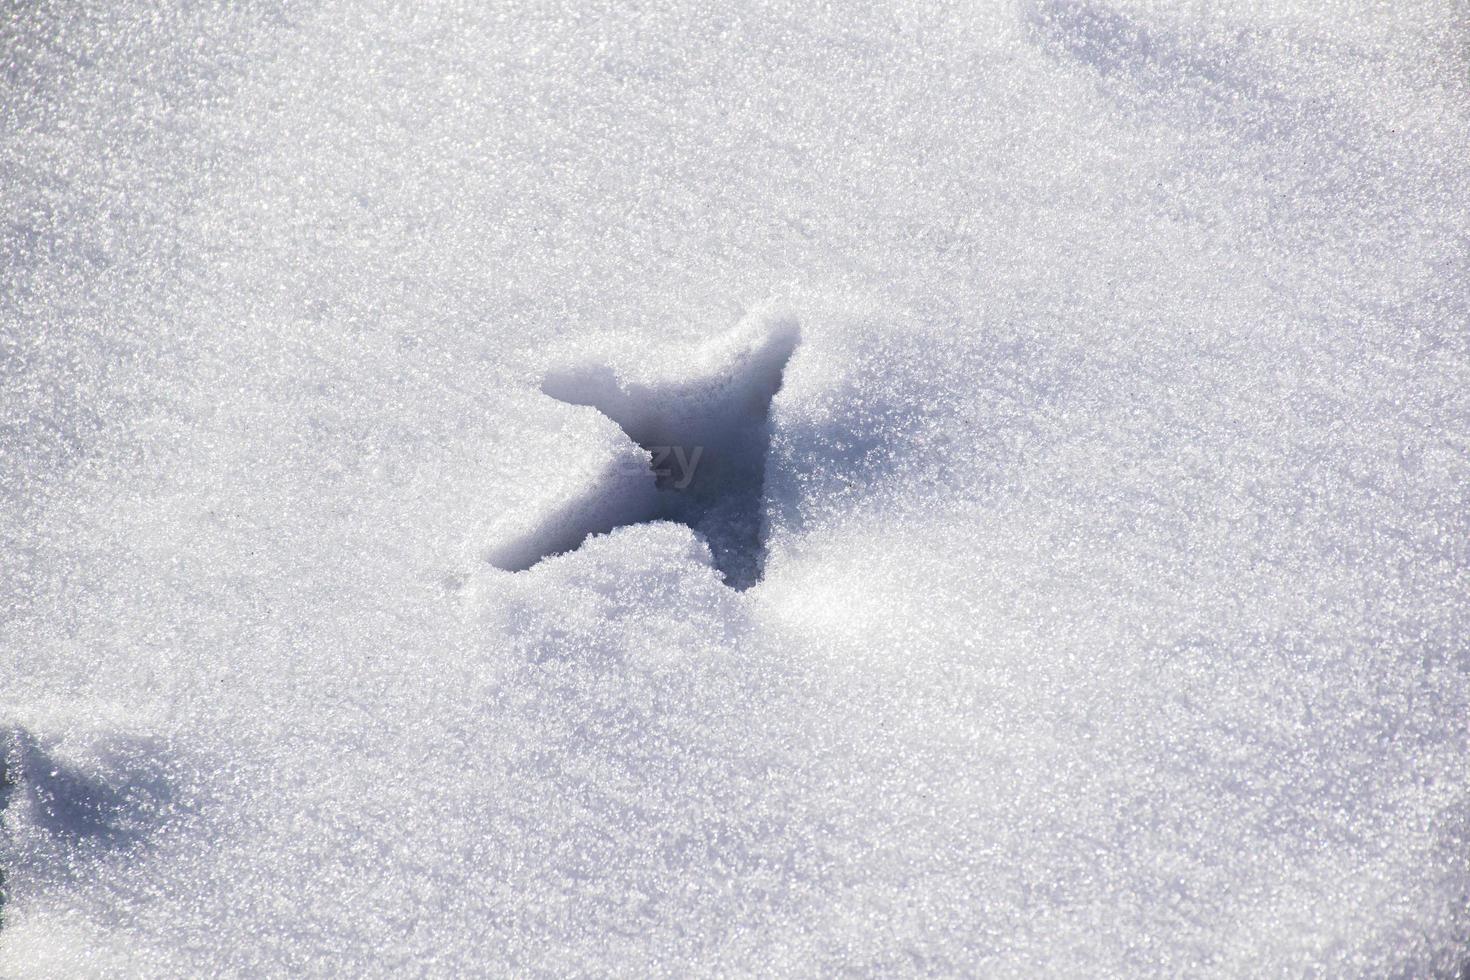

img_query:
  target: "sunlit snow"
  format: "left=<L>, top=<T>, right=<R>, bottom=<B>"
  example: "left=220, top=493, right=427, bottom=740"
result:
left=3, top=0, right=1468, bottom=975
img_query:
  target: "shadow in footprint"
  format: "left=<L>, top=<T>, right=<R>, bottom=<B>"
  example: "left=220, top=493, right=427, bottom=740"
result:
left=0, top=748, right=12, bottom=928
left=1, top=724, right=190, bottom=930
left=496, top=311, right=800, bottom=590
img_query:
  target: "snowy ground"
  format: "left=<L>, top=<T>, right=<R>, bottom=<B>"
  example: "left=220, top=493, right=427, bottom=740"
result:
left=3, top=0, right=1469, bottom=975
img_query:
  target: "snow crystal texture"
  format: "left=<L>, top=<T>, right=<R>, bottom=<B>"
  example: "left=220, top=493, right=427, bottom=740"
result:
left=2, top=0, right=1468, bottom=976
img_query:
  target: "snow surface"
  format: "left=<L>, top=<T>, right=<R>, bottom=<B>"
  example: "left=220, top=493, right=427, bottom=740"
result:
left=3, top=0, right=1469, bottom=975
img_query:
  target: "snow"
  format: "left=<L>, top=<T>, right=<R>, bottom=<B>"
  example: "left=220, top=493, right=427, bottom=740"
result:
left=3, top=0, right=1469, bottom=975
left=536, top=308, right=799, bottom=586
